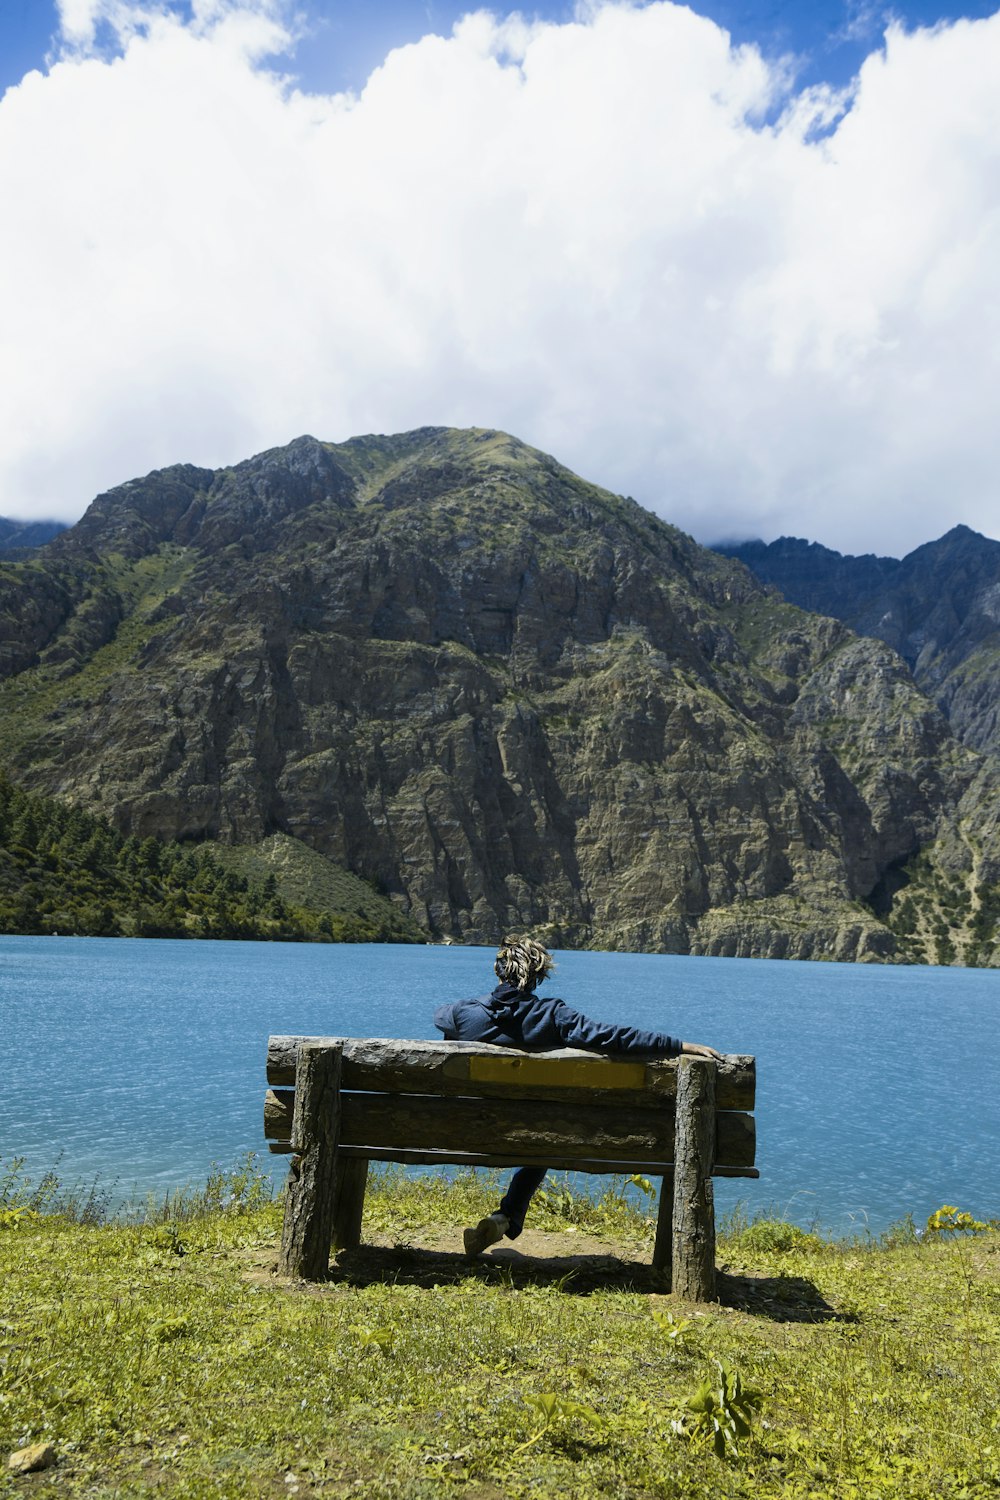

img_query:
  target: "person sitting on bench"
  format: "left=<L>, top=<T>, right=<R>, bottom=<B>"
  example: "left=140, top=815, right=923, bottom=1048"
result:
left=434, top=935, right=722, bottom=1257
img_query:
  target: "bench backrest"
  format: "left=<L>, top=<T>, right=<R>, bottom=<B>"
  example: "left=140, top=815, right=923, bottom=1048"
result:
left=265, top=1037, right=756, bottom=1177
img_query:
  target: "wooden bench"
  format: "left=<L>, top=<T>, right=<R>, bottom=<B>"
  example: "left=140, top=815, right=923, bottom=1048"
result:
left=264, top=1036, right=757, bottom=1301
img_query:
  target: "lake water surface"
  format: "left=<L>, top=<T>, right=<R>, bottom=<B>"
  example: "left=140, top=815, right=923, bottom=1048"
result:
left=2, top=935, right=997, bottom=1235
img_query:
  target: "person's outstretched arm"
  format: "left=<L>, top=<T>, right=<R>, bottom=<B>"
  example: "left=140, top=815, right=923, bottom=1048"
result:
left=549, top=1000, right=722, bottom=1059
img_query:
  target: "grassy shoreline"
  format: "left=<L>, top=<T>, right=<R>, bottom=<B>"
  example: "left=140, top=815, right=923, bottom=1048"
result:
left=1, top=1167, right=998, bottom=1498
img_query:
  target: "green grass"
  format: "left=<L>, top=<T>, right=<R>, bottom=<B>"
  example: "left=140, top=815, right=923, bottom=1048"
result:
left=203, top=833, right=424, bottom=943
left=1, top=1164, right=998, bottom=1498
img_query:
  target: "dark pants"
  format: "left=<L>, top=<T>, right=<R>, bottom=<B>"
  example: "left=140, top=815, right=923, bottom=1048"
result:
left=499, top=1167, right=548, bottom=1238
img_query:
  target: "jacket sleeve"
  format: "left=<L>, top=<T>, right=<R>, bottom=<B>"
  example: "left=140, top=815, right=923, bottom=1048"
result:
left=434, top=1001, right=459, bottom=1039
left=550, top=1000, right=682, bottom=1057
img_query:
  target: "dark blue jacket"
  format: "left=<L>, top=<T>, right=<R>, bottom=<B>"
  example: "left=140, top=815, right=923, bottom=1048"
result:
left=434, top=981, right=682, bottom=1057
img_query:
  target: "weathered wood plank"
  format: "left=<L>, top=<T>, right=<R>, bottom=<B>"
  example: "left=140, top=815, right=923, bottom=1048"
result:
left=267, top=1140, right=759, bottom=1177
left=264, top=1088, right=755, bottom=1169
left=278, top=1043, right=342, bottom=1281
left=468, top=1053, right=646, bottom=1091
left=671, top=1057, right=716, bottom=1302
left=267, top=1036, right=755, bottom=1111
left=350, top=1090, right=676, bottom=1159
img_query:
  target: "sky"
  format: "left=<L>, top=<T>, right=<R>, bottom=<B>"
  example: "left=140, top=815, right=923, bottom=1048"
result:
left=0, top=1, right=998, bottom=555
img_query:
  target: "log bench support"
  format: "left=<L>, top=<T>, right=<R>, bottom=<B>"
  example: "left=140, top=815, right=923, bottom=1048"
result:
left=279, top=1042, right=343, bottom=1280
left=669, top=1056, right=716, bottom=1301
left=652, top=1169, right=674, bottom=1280
left=331, top=1156, right=368, bottom=1252
left=269, top=1039, right=754, bottom=1297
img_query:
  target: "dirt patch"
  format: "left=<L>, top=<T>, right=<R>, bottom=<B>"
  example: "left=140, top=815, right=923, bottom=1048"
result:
left=408, top=1221, right=642, bottom=1261
left=248, top=1225, right=662, bottom=1294
left=245, top=1231, right=845, bottom=1317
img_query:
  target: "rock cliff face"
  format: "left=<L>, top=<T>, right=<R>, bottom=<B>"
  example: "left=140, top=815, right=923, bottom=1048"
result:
left=0, top=429, right=993, bottom=959
left=717, top=527, right=1000, bottom=757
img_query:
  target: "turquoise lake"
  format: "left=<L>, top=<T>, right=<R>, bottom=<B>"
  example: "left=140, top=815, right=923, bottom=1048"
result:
left=2, top=935, right=997, bottom=1236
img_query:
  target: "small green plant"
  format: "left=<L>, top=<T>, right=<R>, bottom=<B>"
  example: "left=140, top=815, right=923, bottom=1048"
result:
left=146, top=1222, right=188, bottom=1256
left=926, top=1205, right=988, bottom=1237
left=535, top=1181, right=577, bottom=1218
left=353, top=1324, right=394, bottom=1355
left=531, top=1172, right=656, bottom=1238
left=150, top=1315, right=192, bottom=1343
left=727, top=1216, right=820, bottom=1253
left=0, top=1205, right=35, bottom=1229
left=201, top=1153, right=274, bottom=1215
left=672, top=1358, right=762, bottom=1460
left=513, top=1391, right=602, bottom=1453
left=879, top=1212, right=919, bottom=1247
left=652, top=1309, right=695, bottom=1345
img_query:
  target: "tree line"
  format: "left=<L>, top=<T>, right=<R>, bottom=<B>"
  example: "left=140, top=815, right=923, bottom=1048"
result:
left=0, top=771, right=417, bottom=943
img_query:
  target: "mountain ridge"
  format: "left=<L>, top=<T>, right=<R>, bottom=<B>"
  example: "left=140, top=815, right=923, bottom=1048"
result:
left=715, top=526, right=1000, bottom=757
left=1, top=428, right=997, bottom=964
left=0, top=515, right=67, bottom=552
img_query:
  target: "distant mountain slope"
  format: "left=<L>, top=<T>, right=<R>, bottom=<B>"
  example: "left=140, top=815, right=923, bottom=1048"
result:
left=0, top=772, right=419, bottom=941
left=716, top=527, right=1000, bottom=756
left=713, top=536, right=899, bottom=622
left=0, top=516, right=67, bottom=552
left=0, top=428, right=996, bottom=963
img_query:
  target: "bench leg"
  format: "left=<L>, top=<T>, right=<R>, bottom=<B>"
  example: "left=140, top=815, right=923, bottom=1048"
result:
left=670, top=1056, right=717, bottom=1302
left=279, top=1043, right=342, bottom=1280
left=332, top=1156, right=368, bottom=1251
left=652, top=1169, right=674, bottom=1280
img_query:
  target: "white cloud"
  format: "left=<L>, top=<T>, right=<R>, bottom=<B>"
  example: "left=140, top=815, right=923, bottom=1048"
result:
left=1, top=0, right=999, bottom=555
left=53, top=0, right=292, bottom=61
left=55, top=0, right=106, bottom=48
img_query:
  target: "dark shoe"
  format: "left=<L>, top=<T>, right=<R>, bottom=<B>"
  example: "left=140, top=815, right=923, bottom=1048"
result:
left=463, top=1212, right=509, bottom=1257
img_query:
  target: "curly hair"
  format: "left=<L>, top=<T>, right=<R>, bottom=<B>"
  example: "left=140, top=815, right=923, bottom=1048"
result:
left=494, top=935, right=555, bottom=991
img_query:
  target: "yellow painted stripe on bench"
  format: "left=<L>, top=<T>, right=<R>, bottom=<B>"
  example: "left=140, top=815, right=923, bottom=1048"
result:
left=468, top=1055, right=647, bottom=1090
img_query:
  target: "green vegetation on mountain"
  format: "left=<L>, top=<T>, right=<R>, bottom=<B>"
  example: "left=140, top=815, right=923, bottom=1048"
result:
left=0, top=772, right=421, bottom=942
left=1, top=1164, right=998, bottom=1498
left=204, top=832, right=421, bottom=936
left=0, top=426, right=997, bottom=961
left=881, top=846, right=1000, bottom=968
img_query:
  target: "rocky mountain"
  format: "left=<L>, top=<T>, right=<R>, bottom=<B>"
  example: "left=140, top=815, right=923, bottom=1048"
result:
left=0, top=428, right=997, bottom=963
left=716, top=528, right=1000, bottom=757
left=0, top=516, right=67, bottom=552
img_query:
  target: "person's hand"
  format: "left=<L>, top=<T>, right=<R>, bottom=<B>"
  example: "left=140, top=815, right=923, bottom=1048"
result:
left=681, top=1041, right=724, bottom=1060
